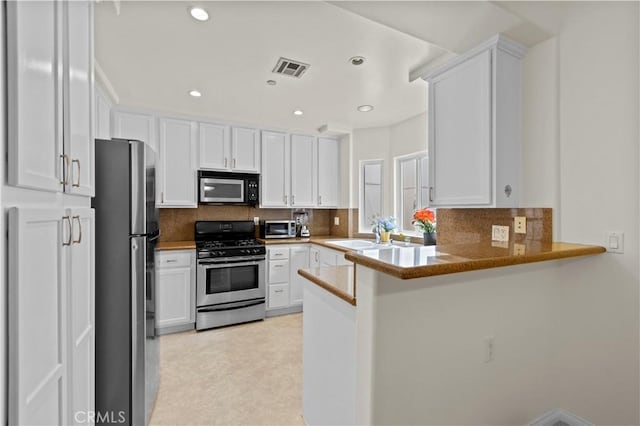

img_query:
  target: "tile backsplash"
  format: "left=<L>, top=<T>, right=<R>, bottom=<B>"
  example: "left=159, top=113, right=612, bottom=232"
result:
left=435, top=208, right=552, bottom=245
left=159, top=206, right=332, bottom=241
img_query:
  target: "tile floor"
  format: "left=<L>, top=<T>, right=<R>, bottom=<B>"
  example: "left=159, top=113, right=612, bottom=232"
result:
left=149, top=313, right=305, bottom=425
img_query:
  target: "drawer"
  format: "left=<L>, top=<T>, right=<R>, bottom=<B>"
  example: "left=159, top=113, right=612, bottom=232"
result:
left=269, top=247, right=289, bottom=260
left=268, top=284, right=289, bottom=309
left=157, top=251, right=192, bottom=268
left=268, top=259, right=289, bottom=283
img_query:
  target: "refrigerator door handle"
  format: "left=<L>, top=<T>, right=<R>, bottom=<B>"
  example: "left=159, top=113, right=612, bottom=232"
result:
left=130, top=236, right=146, bottom=426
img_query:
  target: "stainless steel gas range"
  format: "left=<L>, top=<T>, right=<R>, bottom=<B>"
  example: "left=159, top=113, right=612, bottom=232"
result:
left=195, top=220, right=266, bottom=330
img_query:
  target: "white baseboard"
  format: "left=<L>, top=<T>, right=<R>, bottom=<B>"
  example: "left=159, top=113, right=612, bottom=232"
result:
left=530, top=409, right=592, bottom=426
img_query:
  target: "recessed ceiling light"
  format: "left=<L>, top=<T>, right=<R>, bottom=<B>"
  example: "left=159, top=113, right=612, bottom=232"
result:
left=189, top=90, right=202, bottom=97
left=293, top=109, right=304, bottom=116
left=266, top=80, right=277, bottom=86
left=189, top=7, right=209, bottom=21
left=357, top=105, right=374, bottom=112
left=349, top=56, right=366, bottom=66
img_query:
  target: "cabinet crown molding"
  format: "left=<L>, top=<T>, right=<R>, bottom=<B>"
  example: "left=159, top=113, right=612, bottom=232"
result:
left=422, top=33, right=528, bottom=82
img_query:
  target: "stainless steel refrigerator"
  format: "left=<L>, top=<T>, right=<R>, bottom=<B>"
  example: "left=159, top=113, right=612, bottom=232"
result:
left=92, top=139, right=160, bottom=425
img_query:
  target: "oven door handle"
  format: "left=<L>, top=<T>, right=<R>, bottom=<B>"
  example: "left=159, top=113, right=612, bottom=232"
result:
left=198, top=299, right=265, bottom=313
left=199, top=258, right=265, bottom=266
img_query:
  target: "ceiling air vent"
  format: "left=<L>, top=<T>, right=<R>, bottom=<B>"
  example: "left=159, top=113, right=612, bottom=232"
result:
left=272, top=57, right=310, bottom=78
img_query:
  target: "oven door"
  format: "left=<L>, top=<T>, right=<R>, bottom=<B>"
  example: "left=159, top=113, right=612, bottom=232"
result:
left=197, top=258, right=265, bottom=306
left=200, top=177, right=245, bottom=203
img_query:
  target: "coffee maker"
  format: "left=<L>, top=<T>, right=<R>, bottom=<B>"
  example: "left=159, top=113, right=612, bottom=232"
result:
left=293, top=210, right=310, bottom=237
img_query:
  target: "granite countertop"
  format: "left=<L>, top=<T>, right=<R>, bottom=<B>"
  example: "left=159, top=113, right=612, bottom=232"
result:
left=298, top=265, right=356, bottom=306
left=257, top=236, right=351, bottom=249
left=156, top=241, right=196, bottom=250
left=344, top=241, right=606, bottom=280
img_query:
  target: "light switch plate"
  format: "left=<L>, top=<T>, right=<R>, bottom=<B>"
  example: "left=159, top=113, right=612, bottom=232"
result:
left=606, top=231, right=624, bottom=254
left=492, top=225, right=509, bottom=242
left=334, top=216, right=340, bottom=226
left=514, top=216, right=527, bottom=234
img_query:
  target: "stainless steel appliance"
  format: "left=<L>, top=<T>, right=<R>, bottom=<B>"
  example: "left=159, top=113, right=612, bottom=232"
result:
left=93, top=139, right=160, bottom=425
left=262, top=220, right=296, bottom=239
left=198, top=170, right=259, bottom=205
left=195, top=221, right=266, bottom=330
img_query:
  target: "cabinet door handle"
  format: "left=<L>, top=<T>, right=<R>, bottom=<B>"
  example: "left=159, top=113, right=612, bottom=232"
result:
left=429, top=187, right=434, bottom=202
left=72, top=159, right=81, bottom=187
left=283, top=195, right=288, bottom=205
left=161, top=192, right=164, bottom=203
left=291, top=195, right=295, bottom=205
left=232, top=158, right=236, bottom=168
left=274, top=253, right=283, bottom=257
left=166, top=259, right=178, bottom=263
left=60, top=154, right=69, bottom=185
left=72, top=215, right=82, bottom=244
left=62, top=216, right=72, bottom=246
left=224, top=158, right=228, bottom=168
left=315, top=252, right=319, bottom=262
left=274, top=289, right=284, bottom=293
left=318, top=195, right=322, bottom=205
left=274, top=264, right=284, bottom=268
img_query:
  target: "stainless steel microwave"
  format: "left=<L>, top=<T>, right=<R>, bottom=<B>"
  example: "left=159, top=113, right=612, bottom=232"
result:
left=262, top=220, right=296, bottom=239
left=198, top=171, right=259, bottom=205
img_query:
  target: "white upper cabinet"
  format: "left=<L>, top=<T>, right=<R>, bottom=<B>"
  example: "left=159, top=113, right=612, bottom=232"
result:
left=290, top=134, right=316, bottom=208
left=261, top=131, right=289, bottom=207
left=112, top=110, right=157, bottom=153
left=426, top=35, right=526, bottom=207
left=231, top=127, right=260, bottom=173
left=198, top=124, right=259, bottom=173
left=65, top=0, right=94, bottom=197
left=261, top=134, right=341, bottom=208
left=199, top=122, right=230, bottom=170
left=7, top=0, right=94, bottom=196
left=317, top=137, right=339, bottom=208
left=95, top=86, right=112, bottom=140
left=158, top=118, right=198, bottom=207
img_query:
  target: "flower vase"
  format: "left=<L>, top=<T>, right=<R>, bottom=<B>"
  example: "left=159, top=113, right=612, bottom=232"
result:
left=380, top=231, right=391, bottom=243
left=423, top=232, right=436, bottom=246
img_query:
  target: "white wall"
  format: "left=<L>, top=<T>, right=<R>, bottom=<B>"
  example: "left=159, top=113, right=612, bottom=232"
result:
left=351, top=112, right=427, bottom=221
left=356, top=262, right=559, bottom=425
left=351, top=125, right=391, bottom=213
left=522, top=2, right=639, bottom=423
left=389, top=112, right=428, bottom=161
left=521, top=37, right=560, bottom=240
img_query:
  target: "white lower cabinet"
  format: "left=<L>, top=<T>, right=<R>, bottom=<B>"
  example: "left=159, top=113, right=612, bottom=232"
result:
left=266, top=245, right=309, bottom=313
left=268, top=284, right=290, bottom=309
left=156, top=249, right=195, bottom=334
left=8, top=207, right=94, bottom=426
left=310, top=244, right=352, bottom=267
left=289, top=246, right=309, bottom=305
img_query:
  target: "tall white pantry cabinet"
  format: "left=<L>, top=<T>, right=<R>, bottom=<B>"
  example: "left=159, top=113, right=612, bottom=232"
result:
left=4, top=1, right=96, bottom=425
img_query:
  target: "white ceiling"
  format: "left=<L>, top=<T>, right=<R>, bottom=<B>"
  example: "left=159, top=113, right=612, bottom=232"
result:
left=95, top=1, right=556, bottom=134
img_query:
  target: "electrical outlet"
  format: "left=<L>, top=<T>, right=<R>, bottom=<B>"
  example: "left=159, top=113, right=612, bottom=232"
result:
left=492, top=225, right=509, bottom=242
left=513, top=243, right=526, bottom=256
left=606, top=231, right=624, bottom=254
left=514, top=216, right=527, bottom=234
left=334, top=216, right=340, bottom=226
left=253, top=216, right=260, bottom=225
left=484, top=336, right=495, bottom=363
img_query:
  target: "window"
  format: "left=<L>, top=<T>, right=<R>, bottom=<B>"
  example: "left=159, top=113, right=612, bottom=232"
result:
left=395, top=152, right=428, bottom=235
left=359, top=160, right=383, bottom=233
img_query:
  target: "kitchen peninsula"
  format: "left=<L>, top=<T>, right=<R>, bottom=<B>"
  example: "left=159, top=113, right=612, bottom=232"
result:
left=300, top=239, right=605, bottom=425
